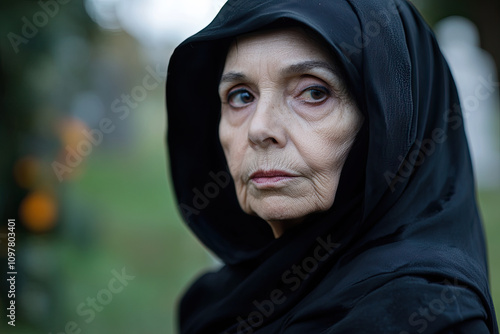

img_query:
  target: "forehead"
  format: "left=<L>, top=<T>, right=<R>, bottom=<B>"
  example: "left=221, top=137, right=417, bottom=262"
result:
left=224, top=26, right=334, bottom=68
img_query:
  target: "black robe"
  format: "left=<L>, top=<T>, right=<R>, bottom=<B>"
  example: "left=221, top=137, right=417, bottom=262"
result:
left=166, top=0, right=498, bottom=333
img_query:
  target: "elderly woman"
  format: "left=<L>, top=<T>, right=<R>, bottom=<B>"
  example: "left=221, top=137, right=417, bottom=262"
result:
left=166, top=0, right=498, bottom=333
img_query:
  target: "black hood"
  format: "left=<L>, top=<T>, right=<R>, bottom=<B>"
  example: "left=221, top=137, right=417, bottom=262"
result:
left=166, top=0, right=497, bottom=333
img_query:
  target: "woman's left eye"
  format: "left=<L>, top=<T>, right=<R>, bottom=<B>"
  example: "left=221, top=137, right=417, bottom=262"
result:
left=299, top=86, right=330, bottom=103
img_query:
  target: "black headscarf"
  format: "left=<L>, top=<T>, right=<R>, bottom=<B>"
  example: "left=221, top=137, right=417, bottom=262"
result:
left=166, top=0, right=498, bottom=333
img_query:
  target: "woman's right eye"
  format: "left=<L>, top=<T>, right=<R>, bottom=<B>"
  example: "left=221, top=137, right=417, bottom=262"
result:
left=228, top=89, right=255, bottom=108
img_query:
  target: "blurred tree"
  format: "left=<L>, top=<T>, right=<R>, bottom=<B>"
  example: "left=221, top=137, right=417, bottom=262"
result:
left=471, top=0, right=500, bottom=81
left=0, top=1, right=98, bottom=331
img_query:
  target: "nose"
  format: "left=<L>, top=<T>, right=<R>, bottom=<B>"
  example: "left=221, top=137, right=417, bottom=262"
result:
left=247, top=96, right=287, bottom=148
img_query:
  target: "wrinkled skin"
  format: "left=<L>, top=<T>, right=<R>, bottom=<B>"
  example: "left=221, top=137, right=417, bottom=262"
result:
left=218, top=27, right=363, bottom=237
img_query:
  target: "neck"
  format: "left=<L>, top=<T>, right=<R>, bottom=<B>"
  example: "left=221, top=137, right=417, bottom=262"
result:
left=268, top=218, right=304, bottom=238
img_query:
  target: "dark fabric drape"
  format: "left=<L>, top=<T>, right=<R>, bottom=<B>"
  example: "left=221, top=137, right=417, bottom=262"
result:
left=166, top=0, right=498, bottom=333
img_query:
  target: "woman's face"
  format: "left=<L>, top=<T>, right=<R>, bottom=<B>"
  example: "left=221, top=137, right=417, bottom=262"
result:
left=218, top=27, right=363, bottom=237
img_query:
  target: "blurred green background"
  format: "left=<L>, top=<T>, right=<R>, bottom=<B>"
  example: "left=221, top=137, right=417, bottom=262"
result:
left=0, top=1, right=498, bottom=333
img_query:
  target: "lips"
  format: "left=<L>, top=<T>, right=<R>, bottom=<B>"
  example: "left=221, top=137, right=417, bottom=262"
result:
left=249, top=170, right=298, bottom=187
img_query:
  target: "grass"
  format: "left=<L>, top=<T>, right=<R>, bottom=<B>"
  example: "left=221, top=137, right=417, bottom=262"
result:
left=478, top=190, right=500, bottom=325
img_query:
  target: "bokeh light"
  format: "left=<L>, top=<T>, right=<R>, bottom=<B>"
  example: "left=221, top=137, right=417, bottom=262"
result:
left=19, top=190, right=58, bottom=233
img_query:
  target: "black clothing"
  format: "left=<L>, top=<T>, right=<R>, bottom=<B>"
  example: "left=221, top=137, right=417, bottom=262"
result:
left=166, top=0, right=498, bottom=333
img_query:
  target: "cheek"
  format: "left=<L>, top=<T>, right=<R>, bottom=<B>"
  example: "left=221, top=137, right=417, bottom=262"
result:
left=325, top=128, right=357, bottom=169
left=219, top=119, right=232, bottom=156
left=219, top=119, right=245, bottom=181
left=302, top=138, right=346, bottom=178
left=298, top=108, right=361, bottom=174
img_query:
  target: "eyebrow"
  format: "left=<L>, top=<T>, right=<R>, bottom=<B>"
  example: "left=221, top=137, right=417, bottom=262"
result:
left=219, top=60, right=339, bottom=85
left=280, top=60, right=339, bottom=78
left=219, top=72, right=248, bottom=85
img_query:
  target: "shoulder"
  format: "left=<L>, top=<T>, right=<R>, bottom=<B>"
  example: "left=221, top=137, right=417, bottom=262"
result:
left=281, top=275, right=494, bottom=334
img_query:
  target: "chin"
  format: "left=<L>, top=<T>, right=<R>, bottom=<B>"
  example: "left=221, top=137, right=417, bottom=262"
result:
left=249, top=196, right=316, bottom=223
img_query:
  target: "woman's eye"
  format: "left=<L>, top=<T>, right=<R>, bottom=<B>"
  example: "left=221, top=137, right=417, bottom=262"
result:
left=228, top=89, right=255, bottom=108
left=300, top=86, right=330, bottom=103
